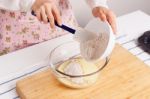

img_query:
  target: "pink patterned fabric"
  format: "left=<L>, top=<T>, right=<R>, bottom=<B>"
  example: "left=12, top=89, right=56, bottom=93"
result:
left=0, top=0, right=78, bottom=55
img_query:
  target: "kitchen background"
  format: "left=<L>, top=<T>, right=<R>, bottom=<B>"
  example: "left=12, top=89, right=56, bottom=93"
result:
left=70, top=0, right=150, bottom=26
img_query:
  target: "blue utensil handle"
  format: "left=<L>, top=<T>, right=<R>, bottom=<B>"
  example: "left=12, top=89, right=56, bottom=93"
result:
left=31, top=11, right=75, bottom=34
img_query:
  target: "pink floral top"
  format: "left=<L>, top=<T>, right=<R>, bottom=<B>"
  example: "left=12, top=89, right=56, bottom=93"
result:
left=0, top=0, right=78, bottom=55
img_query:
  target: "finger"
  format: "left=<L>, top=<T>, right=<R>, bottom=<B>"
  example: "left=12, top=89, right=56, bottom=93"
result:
left=52, top=6, right=62, bottom=26
left=41, top=6, right=48, bottom=23
left=107, top=17, right=117, bottom=34
left=35, top=10, right=42, bottom=21
left=107, top=13, right=117, bottom=34
left=45, top=7, right=55, bottom=28
left=45, top=5, right=55, bottom=28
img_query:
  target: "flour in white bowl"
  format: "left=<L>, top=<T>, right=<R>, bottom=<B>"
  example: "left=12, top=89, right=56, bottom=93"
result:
left=80, top=32, right=108, bottom=61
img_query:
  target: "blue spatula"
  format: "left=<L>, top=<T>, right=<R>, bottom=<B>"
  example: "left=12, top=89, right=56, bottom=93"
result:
left=31, top=11, right=76, bottom=34
left=31, top=11, right=97, bottom=42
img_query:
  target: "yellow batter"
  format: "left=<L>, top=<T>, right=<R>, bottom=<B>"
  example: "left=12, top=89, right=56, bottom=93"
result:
left=57, top=57, right=99, bottom=88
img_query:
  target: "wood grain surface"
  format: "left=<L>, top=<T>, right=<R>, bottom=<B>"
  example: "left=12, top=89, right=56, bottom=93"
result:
left=16, top=44, right=150, bottom=99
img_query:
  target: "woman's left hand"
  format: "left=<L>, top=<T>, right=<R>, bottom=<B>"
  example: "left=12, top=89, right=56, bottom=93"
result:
left=92, top=6, right=117, bottom=34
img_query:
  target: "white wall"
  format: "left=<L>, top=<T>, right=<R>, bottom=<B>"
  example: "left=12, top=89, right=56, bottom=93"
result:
left=109, top=0, right=150, bottom=16
left=69, top=0, right=93, bottom=27
left=69, top=0, right=150, bottom=27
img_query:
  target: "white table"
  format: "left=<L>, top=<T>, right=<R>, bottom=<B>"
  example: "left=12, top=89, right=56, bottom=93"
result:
left=0, top=10, right=150, bottom=99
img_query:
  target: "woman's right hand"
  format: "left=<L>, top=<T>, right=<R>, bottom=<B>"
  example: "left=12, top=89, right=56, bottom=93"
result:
left=92, top=6, right=117, bottom=34
left=32, top=0, right=62, bottom=28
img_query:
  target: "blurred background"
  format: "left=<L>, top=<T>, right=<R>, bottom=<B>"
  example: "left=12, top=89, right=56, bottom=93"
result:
left=69, top=0, right=150, bottom=27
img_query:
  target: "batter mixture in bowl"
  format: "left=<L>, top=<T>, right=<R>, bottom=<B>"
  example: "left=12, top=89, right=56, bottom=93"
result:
left=56, top=57, right=99, bottom=88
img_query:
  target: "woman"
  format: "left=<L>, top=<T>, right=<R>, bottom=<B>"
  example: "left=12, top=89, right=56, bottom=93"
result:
left=0, top=0, right=116, bottom=55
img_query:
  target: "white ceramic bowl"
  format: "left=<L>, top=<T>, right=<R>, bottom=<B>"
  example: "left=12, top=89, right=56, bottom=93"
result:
left=85, top=18, right=115, bottom=59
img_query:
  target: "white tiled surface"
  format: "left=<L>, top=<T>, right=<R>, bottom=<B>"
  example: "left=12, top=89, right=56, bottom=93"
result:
left=116, top=11, right=150, bottom=66
left=0, top=10, right=150, bottom=99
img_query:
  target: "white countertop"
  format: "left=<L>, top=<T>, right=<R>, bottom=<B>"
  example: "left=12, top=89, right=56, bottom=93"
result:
left=0, top=10, right=150, bottom=99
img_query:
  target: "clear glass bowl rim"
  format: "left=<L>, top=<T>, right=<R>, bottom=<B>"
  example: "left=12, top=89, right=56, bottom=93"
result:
left=49, top=41, right=109, bottom=78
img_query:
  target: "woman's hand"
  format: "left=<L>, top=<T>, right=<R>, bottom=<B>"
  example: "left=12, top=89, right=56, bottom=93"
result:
left=92, top=6, right=117, bottom=34
left=32, top=0, right=62, bottom=28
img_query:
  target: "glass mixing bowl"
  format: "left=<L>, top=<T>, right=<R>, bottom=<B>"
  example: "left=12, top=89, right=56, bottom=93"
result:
left=49, top=41, right=109, bottom=89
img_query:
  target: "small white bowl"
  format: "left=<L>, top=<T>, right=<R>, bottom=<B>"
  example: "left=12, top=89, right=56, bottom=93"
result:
left=84, top=18, right=115, bottom=60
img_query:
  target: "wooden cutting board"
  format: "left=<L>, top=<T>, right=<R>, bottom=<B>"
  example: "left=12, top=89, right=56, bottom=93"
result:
left=16, top=44, right=150, bottom=99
